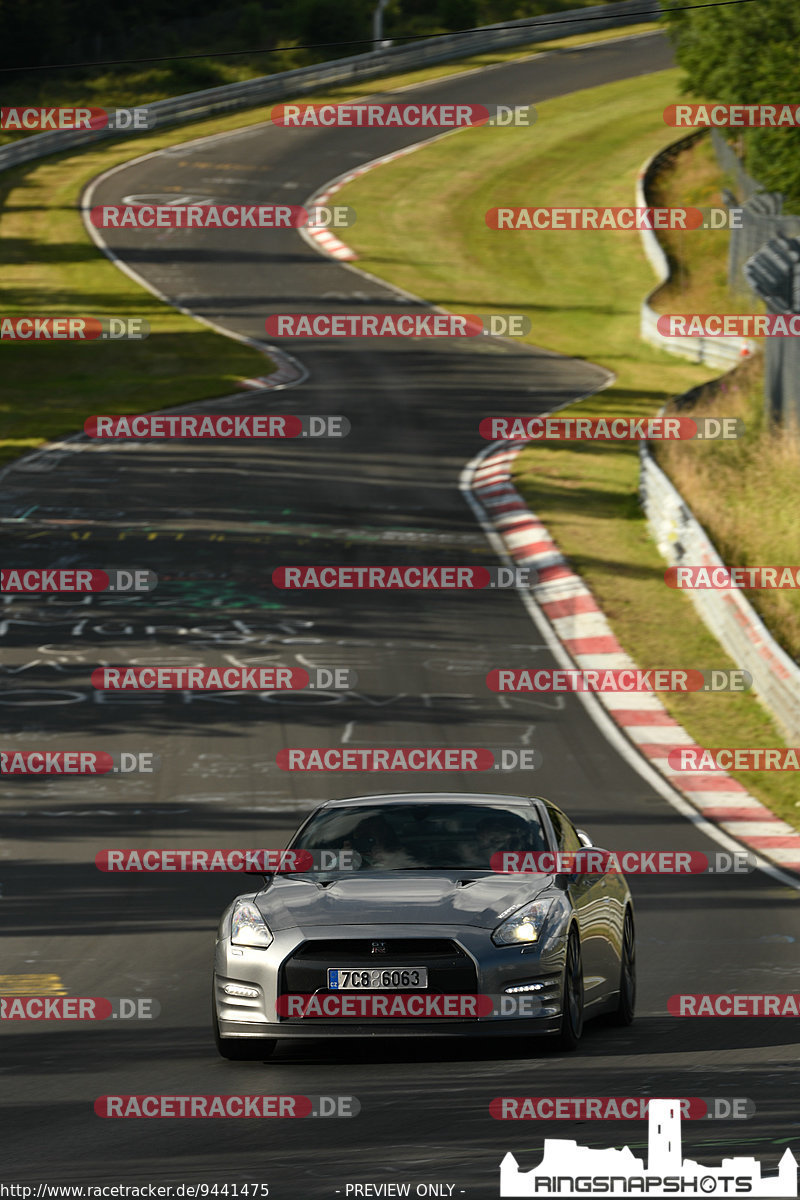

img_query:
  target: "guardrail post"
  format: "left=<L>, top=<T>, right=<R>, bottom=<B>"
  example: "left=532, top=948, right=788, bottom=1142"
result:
left=372, top=0, right=392, bottom=50
left=745, top=234, right=800, bottom=430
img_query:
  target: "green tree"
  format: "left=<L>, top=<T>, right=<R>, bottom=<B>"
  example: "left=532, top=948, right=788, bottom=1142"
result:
left=294, top=0, right=373, bottom=51
left=663, top=0, right=800, bottom=209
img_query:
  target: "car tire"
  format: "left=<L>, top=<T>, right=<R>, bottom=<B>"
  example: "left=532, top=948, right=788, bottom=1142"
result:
left=557, top=928, right=584, bottom=1051
left=611, top=907, right=636, bottom=1027
left=213, top=997, right=277, bottom=1061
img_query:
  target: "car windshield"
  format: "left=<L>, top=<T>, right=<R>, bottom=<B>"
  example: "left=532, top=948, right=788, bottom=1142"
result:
left=289, top=801, right=549, bottom=871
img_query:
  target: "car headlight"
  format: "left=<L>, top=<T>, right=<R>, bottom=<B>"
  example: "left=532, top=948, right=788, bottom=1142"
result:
left=230, top=900, right=273, bottom=949
left=492, top=898, right=554, bottom=946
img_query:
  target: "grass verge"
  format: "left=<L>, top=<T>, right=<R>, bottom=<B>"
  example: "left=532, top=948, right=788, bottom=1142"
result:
left=330, top=68, right=800, bottom=830
left=0, top=128, right=280, bottom=468
left=647, top=137, right=800, bottom=665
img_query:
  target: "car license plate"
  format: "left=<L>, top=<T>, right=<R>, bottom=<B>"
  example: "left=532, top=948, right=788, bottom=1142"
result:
left=327, top=967, right=428, bottom=990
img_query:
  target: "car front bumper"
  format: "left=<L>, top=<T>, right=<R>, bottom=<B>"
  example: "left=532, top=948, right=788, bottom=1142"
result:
left=214, top=921, right=567, bottom=1041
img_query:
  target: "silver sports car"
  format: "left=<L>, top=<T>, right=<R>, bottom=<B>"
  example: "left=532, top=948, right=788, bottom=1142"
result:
left=213, top=792, right=635, bottom=1058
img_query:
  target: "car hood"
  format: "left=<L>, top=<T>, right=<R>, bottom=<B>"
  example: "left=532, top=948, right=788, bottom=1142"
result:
left=255, top=871, right=552, bottom=931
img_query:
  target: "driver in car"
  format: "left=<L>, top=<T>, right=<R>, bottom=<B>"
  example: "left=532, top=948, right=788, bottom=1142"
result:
left=472, top=812, right=536, bottom=868
left=345, top=815, right=417, bottom=869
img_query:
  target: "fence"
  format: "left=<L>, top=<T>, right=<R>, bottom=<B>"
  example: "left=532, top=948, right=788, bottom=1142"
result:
left=744, top=234, right=800, bottom=427
left=709, top=127, right=761, bottom=201
left=707, top=129, right=800, bottom=423
left=709, top=130, right=800, bottom=296
left=726, top=193, right=800, bottom=296
left=0, top=0, right=660, bottom=174
left=639, top=444, right=800, bottom=744
left=637, top=130, right=800, bottom=745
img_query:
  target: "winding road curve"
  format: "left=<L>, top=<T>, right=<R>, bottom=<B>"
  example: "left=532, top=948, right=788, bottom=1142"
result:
left=2, top=30, right=799, bottom=1196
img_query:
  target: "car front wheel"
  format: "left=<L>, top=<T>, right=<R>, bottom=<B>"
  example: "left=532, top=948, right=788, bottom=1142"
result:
left=556, top=928, right=584, bottom=1051
left=612, top=907, right=636, bottom=1027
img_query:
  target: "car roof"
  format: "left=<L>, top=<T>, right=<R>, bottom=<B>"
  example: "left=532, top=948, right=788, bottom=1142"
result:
left=317, top=792, right=541, bottom=808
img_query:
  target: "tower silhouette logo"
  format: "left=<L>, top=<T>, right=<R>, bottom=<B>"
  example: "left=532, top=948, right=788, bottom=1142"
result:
left=500, top=1098, right=797, bottom=1197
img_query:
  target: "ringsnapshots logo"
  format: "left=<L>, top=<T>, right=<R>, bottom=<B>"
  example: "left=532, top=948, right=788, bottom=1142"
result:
left=499, top=1098, right=797, bottom=1197
left=90, top=666, right=355, bottom=690
left=264, top=313, right=531, bottom=338
left=273, top=566, right=532, bottom=589
left=271, top=102, right=535, bottom=128
left=480, top=416, right=742, bottom=441
left=0, top=317, right=149, bottom=340
left=1, top=568, right=156, bottom=593
left=1, top=106, right=152, bottom=131
left=487, top=669, right=752, bottom=693
left=276, top=747, right=542, bottom=771
left=85, top=415, right=349, bottom=439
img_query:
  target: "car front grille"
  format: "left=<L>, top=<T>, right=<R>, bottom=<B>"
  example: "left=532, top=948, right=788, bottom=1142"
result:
left=280, top=937, right=478, bottom=1001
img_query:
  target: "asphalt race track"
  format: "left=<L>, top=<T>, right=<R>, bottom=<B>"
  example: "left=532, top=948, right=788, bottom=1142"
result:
left=2, top=29, right=799, bottom=1197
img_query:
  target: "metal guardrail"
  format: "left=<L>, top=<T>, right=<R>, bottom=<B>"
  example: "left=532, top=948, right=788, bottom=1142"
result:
left=708, top=131, right=800, bottom=297
left=745, top=234, right=800, bottom=426
left=725, top=192, right=800, bottom=297
left=639, top=302, right=751, bottom=369
left=636, top=133, right=753, bottom=367
left=639, top=444, right=800, bottom=743
left=0, top=0, right=660, bottom=173
left=745, top=232, right=800, bottom=311
left=637, top=135, right=800, bottom=742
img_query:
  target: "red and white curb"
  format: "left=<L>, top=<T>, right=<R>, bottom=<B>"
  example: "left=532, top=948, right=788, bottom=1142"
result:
left=303, top=225, right=358, bottom=262
left=298, top=143, right=434, bottom=264
left=302, top=179, right=361, bottom=261
left=470, top=444, right=800, bottom=877
left=239, top=347, right=308, bottom=390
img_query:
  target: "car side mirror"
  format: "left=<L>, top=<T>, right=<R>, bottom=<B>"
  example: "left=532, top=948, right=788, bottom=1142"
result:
left=576, top=829, right=593, bottom=848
